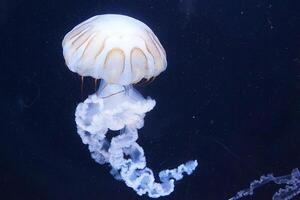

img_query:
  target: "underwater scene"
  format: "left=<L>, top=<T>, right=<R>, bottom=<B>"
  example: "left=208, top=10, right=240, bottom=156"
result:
left=1, top=0, right=300, bottom=199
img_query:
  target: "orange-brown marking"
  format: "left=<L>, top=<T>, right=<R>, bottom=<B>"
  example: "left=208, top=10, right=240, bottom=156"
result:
left=82, top=34, right=97, bottom=58
left=147, top=31, right=162, bottom=61
left=94, top=37, right=107, bottom=60
left=147, top=30, right=166, bottom=56
left=130, top=47, right=148, bottom=70
left=104, top=48, right=125, bottom=72
left=71, top=26, right=91, bottom=45
left=130, top=47, right=148, bottom=82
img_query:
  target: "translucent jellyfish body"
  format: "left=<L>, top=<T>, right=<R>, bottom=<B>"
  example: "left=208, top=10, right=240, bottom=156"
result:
left=62, top=14, right=197, bottom=198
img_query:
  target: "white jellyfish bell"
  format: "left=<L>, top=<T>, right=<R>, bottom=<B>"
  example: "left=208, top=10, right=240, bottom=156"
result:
left=62, top=14, right=197, bottom=198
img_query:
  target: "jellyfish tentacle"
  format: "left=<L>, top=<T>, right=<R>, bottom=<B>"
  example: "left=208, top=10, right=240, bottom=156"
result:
left=74, top=83, right=197, bottom=198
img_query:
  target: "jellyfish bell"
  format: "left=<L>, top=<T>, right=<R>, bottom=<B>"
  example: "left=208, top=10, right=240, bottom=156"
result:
left=63, top=14, right=197, bottom=198
left=62, top=14, right=167, bottom=85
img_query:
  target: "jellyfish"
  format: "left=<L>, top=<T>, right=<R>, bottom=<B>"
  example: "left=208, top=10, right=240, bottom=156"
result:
left=62, top=14, right=197, bottom=198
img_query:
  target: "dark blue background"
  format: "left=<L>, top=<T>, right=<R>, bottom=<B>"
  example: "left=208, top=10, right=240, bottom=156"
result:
left=1, top=0, right=300, bottom=199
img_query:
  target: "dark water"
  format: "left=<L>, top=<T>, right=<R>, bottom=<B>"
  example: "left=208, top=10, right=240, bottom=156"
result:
left=1, top=0, right=300, bottom=199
